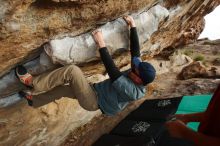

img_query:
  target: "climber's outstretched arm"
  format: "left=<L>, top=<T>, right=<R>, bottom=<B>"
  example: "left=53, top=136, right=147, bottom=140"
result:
left=124, top=16, right=141, bottom=58
left=130, top=27, right=141, bottom=58
left=99, top=47, right=122, bottom=81
left=92, top=30, right=122, bottom=82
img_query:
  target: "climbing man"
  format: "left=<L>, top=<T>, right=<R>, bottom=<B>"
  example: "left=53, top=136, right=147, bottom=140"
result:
left=15, top=16, right=156, bottom=116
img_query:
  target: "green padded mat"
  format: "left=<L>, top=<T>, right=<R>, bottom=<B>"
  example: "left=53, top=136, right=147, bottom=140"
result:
left=175, top=94, right=212, bottom=131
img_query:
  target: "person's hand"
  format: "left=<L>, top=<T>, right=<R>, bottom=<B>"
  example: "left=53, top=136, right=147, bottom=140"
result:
left=168, top=114, right=190, bottom=124
left=123, top=16, right=136, bottom=27
left=166, top=120, right=187, bottom=138
left=92, top=29, right=106, bottom=48
left=174, top=114, right=190, bottom=124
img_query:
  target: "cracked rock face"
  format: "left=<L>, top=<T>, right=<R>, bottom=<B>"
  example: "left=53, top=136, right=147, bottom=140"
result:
left=45, top=5, right=169, bottom=64
left=0, top=0, right=160, bottom=77
left=0, top=0, right=219, bottom=76
left=0, top=0, right=220, bottom=146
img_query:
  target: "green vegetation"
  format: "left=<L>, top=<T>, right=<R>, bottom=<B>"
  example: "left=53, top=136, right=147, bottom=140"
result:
left=183, top=48, right=205, bottom=62
left=183, top=49, right=194, bottom=56
left=194, top=54, right=205, bottom=61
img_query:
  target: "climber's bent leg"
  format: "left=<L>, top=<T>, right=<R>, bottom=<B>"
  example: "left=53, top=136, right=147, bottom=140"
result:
left=32, top=85, right=74, bottom=107
left=32, top=65, right=78, bottom=94
left=66, top=65, right=99, bottom=111
left=32, top=64, right=99, bottom=111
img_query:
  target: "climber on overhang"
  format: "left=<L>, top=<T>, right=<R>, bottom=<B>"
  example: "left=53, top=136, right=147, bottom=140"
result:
left=15, top=16, right=156, bottom=116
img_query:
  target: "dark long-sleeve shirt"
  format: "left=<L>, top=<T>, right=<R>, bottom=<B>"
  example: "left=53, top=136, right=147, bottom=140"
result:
left=130, top=27, right=140, bottom=58
left=99, top=47, right=122, bottom=81
left=99, top=27, right=140, bottom=82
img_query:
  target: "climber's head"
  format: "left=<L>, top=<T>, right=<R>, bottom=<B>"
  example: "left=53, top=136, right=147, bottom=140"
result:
left=129, top=57, right=156, bottom=85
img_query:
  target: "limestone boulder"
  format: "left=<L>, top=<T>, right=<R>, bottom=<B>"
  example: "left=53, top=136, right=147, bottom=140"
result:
left=0, top=0, right=160, bottom=77
left=45, top=5, right=169, bottom=64
left=178, top=61, right=208, bottom=80
left=0, top=0, right=220, bottom=146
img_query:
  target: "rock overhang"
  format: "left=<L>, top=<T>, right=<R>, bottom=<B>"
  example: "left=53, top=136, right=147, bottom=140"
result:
left=0, top=1, right=220, bottom=146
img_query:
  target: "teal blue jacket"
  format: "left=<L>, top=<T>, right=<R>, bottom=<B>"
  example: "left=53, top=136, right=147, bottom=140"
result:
left=94, top=70, right=146, bottom=116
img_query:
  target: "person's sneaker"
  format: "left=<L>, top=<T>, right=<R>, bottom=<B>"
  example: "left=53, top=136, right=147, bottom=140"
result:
left=15, top=65, right=33, bottom=87
left=18, top=90, right=33, bottom=106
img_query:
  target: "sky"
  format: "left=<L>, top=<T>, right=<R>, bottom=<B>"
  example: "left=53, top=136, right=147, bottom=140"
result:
left=199, top=5, right=220, bottom=40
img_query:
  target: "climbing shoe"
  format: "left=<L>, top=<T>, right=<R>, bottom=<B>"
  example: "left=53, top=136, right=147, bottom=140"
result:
left=18, top=90, right=33, bottom=106
left=15, top=65, right=33, bottom=87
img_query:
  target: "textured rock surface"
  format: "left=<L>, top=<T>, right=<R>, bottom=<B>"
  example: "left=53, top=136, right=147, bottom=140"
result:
left=0, top=5, right=169, bottom=100
left=177, top=61, right=220, bottom=80
left=0, top=0, right=220, bottom=146
left=0, top=98, right=100, bottom=146
left=0, top=0, right=160, bottom=77
left=0, top=0, right=219, bottom=77
left=45, top=5, right=169, bottom=64
left=0, top=51, right=58, bottom=100
left=177, top=39, right=220, bottom=80
left=178, top=61, right=208, bottom=80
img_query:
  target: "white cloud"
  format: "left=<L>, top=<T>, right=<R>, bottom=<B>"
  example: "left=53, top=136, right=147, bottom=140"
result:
left=199, top=5, right=220, bottom=40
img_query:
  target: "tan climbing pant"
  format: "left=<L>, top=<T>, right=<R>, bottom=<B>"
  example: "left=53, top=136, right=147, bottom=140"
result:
left=31, top=64, right=99, bottom=111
